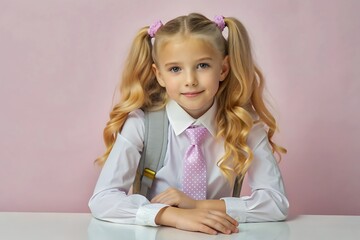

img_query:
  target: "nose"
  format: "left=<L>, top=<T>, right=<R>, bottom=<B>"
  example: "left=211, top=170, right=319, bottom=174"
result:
left=185, top=70, right=198, bottom=87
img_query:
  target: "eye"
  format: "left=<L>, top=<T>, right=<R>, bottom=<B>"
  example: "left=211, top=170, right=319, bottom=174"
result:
left=197, top=63, right=210, bottom=69
left=169, top=66, right=181, bottom=73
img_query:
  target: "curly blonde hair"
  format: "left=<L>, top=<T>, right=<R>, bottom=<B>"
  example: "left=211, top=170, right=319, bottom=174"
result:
left=96, top=13, right=286, bottom=181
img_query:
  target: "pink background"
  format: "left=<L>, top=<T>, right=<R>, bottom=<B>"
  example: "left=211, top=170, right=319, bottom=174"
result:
left=1, top=0, right=359, bottom=217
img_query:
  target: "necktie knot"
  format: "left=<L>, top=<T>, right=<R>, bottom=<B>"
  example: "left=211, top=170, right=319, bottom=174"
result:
left=185, top=126, right=208, bottom=145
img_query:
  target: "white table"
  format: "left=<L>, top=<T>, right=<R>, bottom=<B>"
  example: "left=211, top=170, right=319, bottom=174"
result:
left=0, top=212, right=359, bottom=240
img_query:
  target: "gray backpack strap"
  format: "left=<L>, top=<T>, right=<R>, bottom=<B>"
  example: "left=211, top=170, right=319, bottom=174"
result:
left=137, top=108, right=169, bottom=198
left=133, top=107, right=242, bottom=199
left=232, top=176, right=243, bottom=197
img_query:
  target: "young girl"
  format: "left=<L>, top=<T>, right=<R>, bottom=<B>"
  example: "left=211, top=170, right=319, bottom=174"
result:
left=89, top=13, right=289, bottom=235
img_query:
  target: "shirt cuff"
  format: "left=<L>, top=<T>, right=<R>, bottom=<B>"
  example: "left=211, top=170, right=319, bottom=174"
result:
left=135, top=203, right=169, bottom=226
left=221, top=197, right=247, bottom=222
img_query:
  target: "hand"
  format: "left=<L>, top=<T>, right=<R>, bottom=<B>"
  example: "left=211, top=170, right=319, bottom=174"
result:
left=155, top=207, right=239, bottom=235
left=151, top=187, right=196, bottom=209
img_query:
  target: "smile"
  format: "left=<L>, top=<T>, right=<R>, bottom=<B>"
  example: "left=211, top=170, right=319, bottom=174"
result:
left=181, top=91, right=204, bottom=97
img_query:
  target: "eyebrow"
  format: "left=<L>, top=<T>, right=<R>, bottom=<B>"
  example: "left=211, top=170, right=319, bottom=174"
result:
left=164, top=57, right=214, bottom=67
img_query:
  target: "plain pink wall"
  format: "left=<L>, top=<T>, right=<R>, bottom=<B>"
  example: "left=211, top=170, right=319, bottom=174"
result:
left=1, top=0, right=359, bottom=216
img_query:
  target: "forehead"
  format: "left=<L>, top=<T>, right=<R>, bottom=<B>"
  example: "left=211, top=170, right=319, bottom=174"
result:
left=155, top=35, right=222, bottom=63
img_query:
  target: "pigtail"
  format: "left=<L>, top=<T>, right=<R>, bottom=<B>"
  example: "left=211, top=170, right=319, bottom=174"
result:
left=96, top=27, right=166, bottom=166
left=215, top=17, right=255, bottom=181
left=217, top=17, right=286, bottom=178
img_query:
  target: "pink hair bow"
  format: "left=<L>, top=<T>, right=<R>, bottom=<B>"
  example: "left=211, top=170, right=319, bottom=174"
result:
left=148, top=20, right=163, bottom=38
left=214, top=15, right=226, bottom=31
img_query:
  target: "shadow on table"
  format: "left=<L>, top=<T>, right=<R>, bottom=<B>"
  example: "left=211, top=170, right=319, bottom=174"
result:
left=88, top=218, right=290, bottom=240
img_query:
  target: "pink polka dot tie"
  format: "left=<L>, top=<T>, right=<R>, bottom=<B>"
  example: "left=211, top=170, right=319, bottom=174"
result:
left=182, top=126, right=208, bottom=200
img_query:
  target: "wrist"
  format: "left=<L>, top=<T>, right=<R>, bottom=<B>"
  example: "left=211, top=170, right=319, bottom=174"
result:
left=194, top=200, right=202, bottom=209
left=154, top=206, right=177, bottom=227
left=195, top=199, right=226, bottom=212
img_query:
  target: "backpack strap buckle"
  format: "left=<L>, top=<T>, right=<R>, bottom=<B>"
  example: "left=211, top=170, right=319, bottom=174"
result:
left=143, top=168, right=156, bottom=180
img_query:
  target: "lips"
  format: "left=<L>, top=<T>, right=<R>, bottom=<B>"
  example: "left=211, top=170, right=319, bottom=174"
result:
left=181, top=90, right=204, bottom=97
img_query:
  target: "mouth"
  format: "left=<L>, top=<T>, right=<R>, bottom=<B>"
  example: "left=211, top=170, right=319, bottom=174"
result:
left=181, top=90, right=204, bottom=97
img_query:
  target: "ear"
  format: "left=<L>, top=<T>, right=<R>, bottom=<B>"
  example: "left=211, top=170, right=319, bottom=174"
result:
left=152, top=63, right=166, bottom=87
left=219, top=55, right=230, bottom=82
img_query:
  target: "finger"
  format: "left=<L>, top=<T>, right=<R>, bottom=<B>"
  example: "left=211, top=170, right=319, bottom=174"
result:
left=151, top=195, right=160, bottom=203
left=201, top=218, right=231, bottom=234
left=151, top=190, right=170, bottom=203
left=205, top=212, right=239, bottom=234
left=152, top=194, right=177, bottom=206
left=195, top=223, right=218, bottom=235
left=151, top=188, right=176, bottom=202
left=209, top=210, right=239, bottom=226
left=151, top=194, right=167, bottom=203
left=157, top=197, right=177, bottom=206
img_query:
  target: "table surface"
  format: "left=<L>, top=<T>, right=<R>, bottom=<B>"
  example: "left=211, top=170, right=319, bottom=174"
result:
left=0, top=212, right=359, bottom=240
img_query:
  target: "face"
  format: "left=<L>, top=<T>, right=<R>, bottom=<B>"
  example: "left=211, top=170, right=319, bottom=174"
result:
left=153, top=36, right=229, bottom=118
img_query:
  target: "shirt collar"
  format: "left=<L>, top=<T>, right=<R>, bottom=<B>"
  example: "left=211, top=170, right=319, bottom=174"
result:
left=165, top=100, right=217, bottom=137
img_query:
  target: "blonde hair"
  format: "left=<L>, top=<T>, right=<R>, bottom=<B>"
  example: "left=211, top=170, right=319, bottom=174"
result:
left=96, top=13, right=286, bottom=181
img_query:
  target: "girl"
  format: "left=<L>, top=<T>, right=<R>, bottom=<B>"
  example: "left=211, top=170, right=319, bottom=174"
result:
left=89, top=13, right=289, bottom=235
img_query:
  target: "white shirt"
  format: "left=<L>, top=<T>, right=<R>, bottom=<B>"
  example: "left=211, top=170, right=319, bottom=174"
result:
left=89, top=100, right=289, bottom=226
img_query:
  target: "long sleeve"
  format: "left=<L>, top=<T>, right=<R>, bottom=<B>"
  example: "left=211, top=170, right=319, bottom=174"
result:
left=221, top=123, right=289, bottom=222
left=89, top=102, right=289, bottom=225
left=88, top=110, right=168, bottom=226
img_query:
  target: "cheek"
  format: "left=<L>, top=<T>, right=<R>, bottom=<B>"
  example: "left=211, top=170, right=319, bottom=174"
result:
left=163, top=80, right=179, bottom=95
left=204, top=78, right=221, bottom=95
left=210, top=83, right=220, bottom=95
left=204, top=69, right=221, bottom=80
left=202, top=72, right=221, bottom=87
